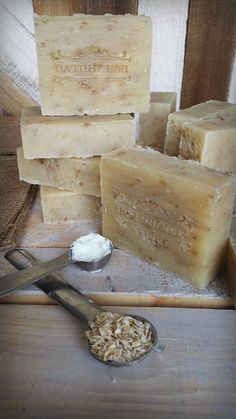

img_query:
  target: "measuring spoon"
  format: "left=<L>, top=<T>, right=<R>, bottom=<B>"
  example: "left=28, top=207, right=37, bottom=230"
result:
left=4, top=248, right=158, bottom=367
left=0, top=237, right=113, bottom=297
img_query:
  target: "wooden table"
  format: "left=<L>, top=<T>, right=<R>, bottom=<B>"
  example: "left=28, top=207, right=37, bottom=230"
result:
left=0, top=305, right=236, bottom=419
left=0, top=117, right=236, bottom=418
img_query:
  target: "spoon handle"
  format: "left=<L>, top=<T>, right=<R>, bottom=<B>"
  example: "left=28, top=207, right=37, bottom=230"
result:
left=0, top=251, right=70, bottom=297
left=4, top=249, right=103, bottom=322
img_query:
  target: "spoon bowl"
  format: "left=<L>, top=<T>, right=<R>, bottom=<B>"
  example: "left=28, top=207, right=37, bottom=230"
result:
left=87, top=314, right=158, bottom=367
left=70, top=240, right=113, bottom=273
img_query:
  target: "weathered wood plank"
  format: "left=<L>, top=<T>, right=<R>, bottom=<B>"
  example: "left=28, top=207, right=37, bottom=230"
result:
left=33, top=0, right=86, bottom=15
left=0, top=246, right=232, bottom=308
left=33, top=0, right=137, bottom=15
left=0, top=305, right=236, bottom=418
left=0, top=72, right=36, bottom=116
left=0, top=3, right=39, bottom=103
left=180, top=0, right=236, bottom=109
left=0, top=0, right=35, bottom=34
left=85, top=0, right=138, bottom=15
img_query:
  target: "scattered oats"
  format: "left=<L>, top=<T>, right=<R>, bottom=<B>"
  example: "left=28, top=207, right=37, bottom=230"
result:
left=85, top=312, right=154, bottom=363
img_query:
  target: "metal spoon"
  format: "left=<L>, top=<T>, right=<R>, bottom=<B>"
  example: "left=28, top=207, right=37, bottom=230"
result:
left=4, top=248, right=158, bottom=367
left=0, top=237, right=113, bottom=297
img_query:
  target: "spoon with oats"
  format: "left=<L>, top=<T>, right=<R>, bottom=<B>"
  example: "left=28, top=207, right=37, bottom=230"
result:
left=4, top=243, right=158, bottom=367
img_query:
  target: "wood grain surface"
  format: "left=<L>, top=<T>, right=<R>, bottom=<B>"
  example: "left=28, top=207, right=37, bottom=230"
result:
left=0, top=229, right=233, bottom=309
left=180, top=0, right=236, bottom=109
left=0, top=72, right=36, bottom=116
left=0, top=304, right=235, bottom=419
left=33, top=0, right=138, bottom=15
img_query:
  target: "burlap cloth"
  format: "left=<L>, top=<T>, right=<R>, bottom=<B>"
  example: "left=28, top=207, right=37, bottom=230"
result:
left=0, top=155, right=38, bottom=250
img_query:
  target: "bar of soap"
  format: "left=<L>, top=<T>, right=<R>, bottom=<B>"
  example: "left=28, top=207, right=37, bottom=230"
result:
left=179, top=118, right=236, bottom=172
left=226, top=217, right=236, bottom=308
left=17, top=146, right=100, bottom=196
left=164, top=100, right=233, bottom=156
left=138, top=92, right=176, bottom=151
left=40, top=186, right=101, bottom=224
left=21, top=107, right=135, bottom=159
left=34, top=14, right=152, bottom=116
left=101, top=145, right=235, bottom=288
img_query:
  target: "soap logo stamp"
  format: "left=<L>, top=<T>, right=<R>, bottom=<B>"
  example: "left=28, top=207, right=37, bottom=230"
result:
left=115, top=192, right=195, bottom=254
left=50, top=46, right=131, bottom=89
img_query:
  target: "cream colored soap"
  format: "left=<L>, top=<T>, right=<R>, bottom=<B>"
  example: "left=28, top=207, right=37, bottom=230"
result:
left=179, top=118, right=236, bottom=173
left=138, top=92, right=176, bottom=151
left=164, top=100, right=233, bottom=156
left=34, top=14, right=152, bottom=116
left=226, top=217, right=236, bottom=308
left=101, top=145, right=235, bottom=288
left=21, top=107, right=135, bottom=159
left=40, top=186, right=101, bottom=224
left=17, top=146, right=100, bottom=196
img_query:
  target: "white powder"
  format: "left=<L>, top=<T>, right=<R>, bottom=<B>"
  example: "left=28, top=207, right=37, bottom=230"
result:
left=71, top=233, right=112, bottom=262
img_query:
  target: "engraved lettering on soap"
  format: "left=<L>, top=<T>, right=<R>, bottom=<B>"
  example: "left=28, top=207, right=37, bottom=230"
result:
left=50, top=46, right=131, bottom=84
left=115, top=193, right=195, bottom=253
left=50, top=47, right=130, bottom=61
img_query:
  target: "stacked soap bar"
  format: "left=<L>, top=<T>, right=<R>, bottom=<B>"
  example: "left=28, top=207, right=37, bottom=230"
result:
left=20, top=107, right=135, bottom=159
left=34, top=14, right=152, bottom=116
left=164, top=100, right=234, bottom=156
left=18, top=13, right=152, bottom=224
left=18, top=107, right=135, bottom=222
left=41, top=187, right=101, bottom=224
left=139, top=92, right=176, bottom=151
left=101, top=145, right=235, bottom=288
left=17, top=147, right=101, bottom=196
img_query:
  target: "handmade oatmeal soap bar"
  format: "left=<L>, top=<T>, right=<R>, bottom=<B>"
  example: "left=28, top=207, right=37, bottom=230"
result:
left=226, top=217, right=236, bottom=308
left=101, top=145, right=235, bottom=288
left=179, top=118, right=236, bottom=173
left=139, top=92, right=176, bottom=151
left=164, top=100, right=233, bottom=156
left=17, top=146, right=100, bottom=196
left=41, top=187, right=101, bottom=224
left=21, top=107, right=135, bottom=159
left=34, top=14, right=152, bottom=116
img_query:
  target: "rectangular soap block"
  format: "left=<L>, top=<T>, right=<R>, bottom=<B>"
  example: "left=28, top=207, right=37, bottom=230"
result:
left=101, top=145, right=235, bottom=288
left=34, top=14, right=152, bottom=116
left=17, top=147, right=101, bottom=196
left=17, top=147, right=100, bottom=196
left=138, top=92, right=176, bottom=151
left=164, top=100, right=233, bottom=156
left=21, top=107, right=135, bottom=159
left=226, top=217, right=236, bottom=308
left=40, top=186, right=101, bottom=224
left=179, top=118, right=236, bottom=173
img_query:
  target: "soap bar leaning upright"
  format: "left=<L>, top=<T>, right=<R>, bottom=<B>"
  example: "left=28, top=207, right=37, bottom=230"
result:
left=139, top=92, right=176, bottom=151
left=17, top=146, right=101, bottom=196
left=164, top=100, right=233, bottom=156
left=101, top=145, right=235, bottom=288
left=34, top=14, right=152, bottom=116
left=40, top=186, right=101, bottom=224
left=21, top=107, right=135, bottom=159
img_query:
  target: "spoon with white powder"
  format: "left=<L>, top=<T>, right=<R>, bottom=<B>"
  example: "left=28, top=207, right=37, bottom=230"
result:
left=0, top=233, right=112, bottom=297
